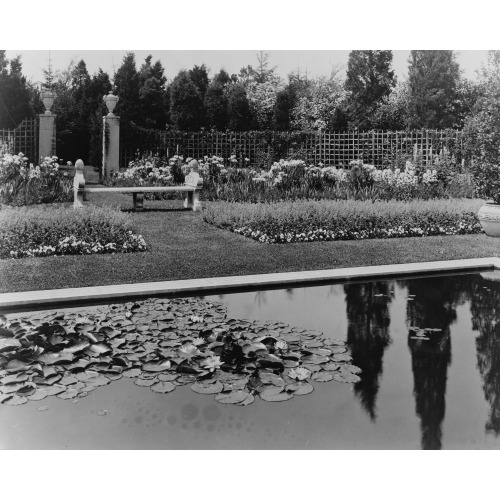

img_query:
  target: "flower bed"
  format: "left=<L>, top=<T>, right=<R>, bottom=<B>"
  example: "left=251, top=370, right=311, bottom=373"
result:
left=0, top=150, right=73, bottom=206
left=203, top=198, right=484, bottom=244
left=0, top=205, right=147, bottom=259
left=109, top=153, right=475, bottom=203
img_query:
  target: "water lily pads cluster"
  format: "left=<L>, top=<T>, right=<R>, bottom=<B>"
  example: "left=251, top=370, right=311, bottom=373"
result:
left=0, top=297, right=361, bottom=406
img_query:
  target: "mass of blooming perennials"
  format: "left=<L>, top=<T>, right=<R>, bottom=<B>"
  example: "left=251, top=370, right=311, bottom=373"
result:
left=0, top=153, right=66, bottom=181
left=233, top=219, right=481, bottom=244
left=116, top=158, right=173, bottom=185
left=251, top=159, right=439, bottom=186
left=8, top=232, right=147, bottom=259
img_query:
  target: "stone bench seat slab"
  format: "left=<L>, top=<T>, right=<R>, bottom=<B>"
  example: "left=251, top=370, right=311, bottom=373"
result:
left=85, top=186, right=197, bottom=193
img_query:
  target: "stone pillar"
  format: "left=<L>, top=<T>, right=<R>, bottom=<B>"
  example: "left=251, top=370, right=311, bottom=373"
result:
left=102, top=91, right=120, bottom=178
left=39, top=90, right=56, bottom=160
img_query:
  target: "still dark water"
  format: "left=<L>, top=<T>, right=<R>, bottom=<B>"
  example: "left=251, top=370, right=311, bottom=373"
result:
left=2, top=270, right=500, bottom=449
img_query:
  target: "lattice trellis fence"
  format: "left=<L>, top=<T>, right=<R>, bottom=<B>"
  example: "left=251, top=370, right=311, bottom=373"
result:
left=120, top=125, right=465, bottom=169
left=0, top=117, right=39, bottom=163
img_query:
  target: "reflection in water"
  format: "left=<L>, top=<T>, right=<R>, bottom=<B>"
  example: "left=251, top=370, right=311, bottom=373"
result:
left=470, top=273, right=500, bottom=436
left=403, top=276, right=465, bottom=450
left=344, top=282, right=393, bottom=421
left=254, top=291, right=267, bottom=307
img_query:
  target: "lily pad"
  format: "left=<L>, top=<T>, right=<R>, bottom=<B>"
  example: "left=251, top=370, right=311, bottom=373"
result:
left=57, top=388, right=80, bottom=399
left=286, top=382, right=314, bottom=395
left=157, top=373, right=179, bottom=382
left=142, top=360, right=172, bottom=372
left=150, top=381, right=176, bottom=393
left=37, top=406, right=49, bottom=411
left=333, top=371, right=362, bottom=384
left=259, top=387, right=293, bottom=402
left=87, top=376, right=110, bottom=387
left=259, top=372, right=286, bottom=386
left=16, top=383, right=37, bottom=396
left=321, top=362, right=341, bottom=371
left=44, top=385, right=66, bottom=396
left=311, top=371, right=335, bottom=382
left=134, top=378, right=158, bottom=387
left=332, top=353, right=352, bottom=363
left=122, top=368, right=142, bottom=378
left=215, top=390, right=251, bottom=405
left=341, top=365, right=362, bottom=375
left=28, top=389, right=48, bottom=401
left=191, top=381, right=224, bottom=394
left=3, top=394, right=28, bottom=405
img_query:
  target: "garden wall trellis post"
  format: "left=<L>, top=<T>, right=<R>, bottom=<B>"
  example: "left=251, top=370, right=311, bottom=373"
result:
left=39, top=90, right=56, bottom=159
left=102, top=91, right=120, bottom=178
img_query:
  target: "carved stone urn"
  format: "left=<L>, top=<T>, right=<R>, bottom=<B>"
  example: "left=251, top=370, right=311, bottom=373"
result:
left=41, top=90, right=54, bottom=114
left=103, top=91, right=119, bottom=116
left=478, top=203, right=500, bottom=237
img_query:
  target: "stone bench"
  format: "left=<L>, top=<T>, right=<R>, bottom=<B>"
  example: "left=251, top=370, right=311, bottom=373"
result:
left=73, top=160, right=203, bottom=212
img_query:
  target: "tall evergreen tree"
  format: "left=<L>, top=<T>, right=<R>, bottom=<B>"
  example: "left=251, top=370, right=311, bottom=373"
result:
left=138, top=55, right=167, bottom=128
left=273, top=84, right=296, bottom=130
left=188, top=64, right=209, bottom=128
left=205, top=81, right=228, bottom=130
left=169, top=70, right=204, bottom=130
left=345, top=50, right=396, bottom=129
left=227, top=84, right=253, bottom=131
left=213, top=68, right=232, bottom=87
left=114, top=52, right=140, bottom=123
left=0, top=52, right=34, bottom=128
left=407, top=50, right=461, bottom=129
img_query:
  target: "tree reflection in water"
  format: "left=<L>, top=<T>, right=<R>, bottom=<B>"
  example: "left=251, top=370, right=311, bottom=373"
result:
left=344, top=281, right=393, bottom=421
left=404, top=276, right=466, bottom=450
left=469, top=272, right=500, bottom=436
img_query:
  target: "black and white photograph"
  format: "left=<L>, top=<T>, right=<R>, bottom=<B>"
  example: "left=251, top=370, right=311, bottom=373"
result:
left=0, top=1, right=498, bottom=498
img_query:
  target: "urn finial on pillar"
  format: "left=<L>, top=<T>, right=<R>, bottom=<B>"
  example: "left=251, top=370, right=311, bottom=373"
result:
left=41, top=90, right=55, bottom=114
left=103, top=91, right=119, bottom=116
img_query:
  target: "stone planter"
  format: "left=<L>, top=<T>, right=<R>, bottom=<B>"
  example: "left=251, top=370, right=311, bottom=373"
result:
left=478, top=203, right=500, bottom=237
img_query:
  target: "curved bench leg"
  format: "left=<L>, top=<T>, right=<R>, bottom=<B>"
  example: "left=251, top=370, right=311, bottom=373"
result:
left=184, top=191, right=194, bottom=210
left=192, top=190, right=202, bottom=212
left=133, top=193, right=144, bottom=211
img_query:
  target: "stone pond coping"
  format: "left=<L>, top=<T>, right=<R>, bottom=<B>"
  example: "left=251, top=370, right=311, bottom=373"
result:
left=1, top=257, right=500, bottom=311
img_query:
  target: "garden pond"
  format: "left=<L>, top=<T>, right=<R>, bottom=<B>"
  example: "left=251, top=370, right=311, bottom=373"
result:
left=1, top=269, right=500, bottom=450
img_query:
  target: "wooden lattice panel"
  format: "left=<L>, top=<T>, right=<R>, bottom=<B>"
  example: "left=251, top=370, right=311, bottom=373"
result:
left=119, top=128, right=466, bottom=169
left=0, top=117, right=39, bottom=163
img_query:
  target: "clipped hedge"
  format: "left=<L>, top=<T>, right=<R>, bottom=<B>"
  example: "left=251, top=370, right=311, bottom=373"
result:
left=0, top=205, right=147, bottom=259
left=203, top=199, right=484, bottom=244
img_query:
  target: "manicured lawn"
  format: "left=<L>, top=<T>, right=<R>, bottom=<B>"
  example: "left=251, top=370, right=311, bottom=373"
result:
left=0, top=191, right=499, bottom=294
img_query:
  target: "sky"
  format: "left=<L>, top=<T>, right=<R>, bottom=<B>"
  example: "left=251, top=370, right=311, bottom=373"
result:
left=4, top=50, right=491, bottom=86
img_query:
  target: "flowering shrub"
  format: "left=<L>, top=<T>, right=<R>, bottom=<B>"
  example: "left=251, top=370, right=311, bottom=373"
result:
left=0, top=152, right=73, bottom=206
left=470, top=161, right=500, bottom=204
left=204, top=199, right=484, bottom=244
left=0, top=205, right=147, bottom=259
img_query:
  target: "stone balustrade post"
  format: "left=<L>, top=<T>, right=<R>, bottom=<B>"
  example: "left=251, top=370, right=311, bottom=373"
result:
left=39, top=90, right=56, bottom=160
left=102, top=91, right=120, bottom=178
